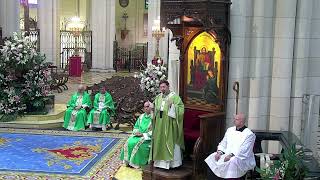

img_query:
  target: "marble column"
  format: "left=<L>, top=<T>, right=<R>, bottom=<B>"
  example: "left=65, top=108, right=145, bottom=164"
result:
left=167, top=29, right=180, bottom=93
left=147, top=0, right=162, bottom=62
left=0, top=0, right=19, bottom=38
left=38, top=0, right=60, bottom=65
left=227, top=0, right=253, bottom=128
left=289, top=0, right=313, bottom=138
left=269, top=0, right=297, bottom=132
left=247, top=0, right=275, bottom=131
left=305, top=0, right=320, bottom=155
left=91, top=0, right=115, bottom=71
left=267, top=0, right=297, bottom=153
left=308, top=1, right=320, bottom=96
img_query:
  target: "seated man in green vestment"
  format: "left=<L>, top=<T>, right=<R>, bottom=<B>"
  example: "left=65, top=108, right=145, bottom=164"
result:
left=63, top=84, right=91, bottom=131
left=153, top=80, right=185, bottom=169
left=87, top=86, right=115, bottom=131
left=120, top=101, right=153, bottom=168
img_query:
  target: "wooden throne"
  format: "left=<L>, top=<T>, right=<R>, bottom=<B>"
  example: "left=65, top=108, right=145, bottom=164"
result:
left=143, top=0, right=231, bottom=179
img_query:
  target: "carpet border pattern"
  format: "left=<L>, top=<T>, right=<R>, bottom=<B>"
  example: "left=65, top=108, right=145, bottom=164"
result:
left=0, top=128, right=128, bottom=179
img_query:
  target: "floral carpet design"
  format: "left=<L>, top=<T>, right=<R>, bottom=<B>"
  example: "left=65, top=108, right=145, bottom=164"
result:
left=33, top=141, right=104, bottom=170
left=0, top=137, right=21, bottom=147
left=0, top=137, right=9, bottom=146
left=0, top=128, right=128, bottom=179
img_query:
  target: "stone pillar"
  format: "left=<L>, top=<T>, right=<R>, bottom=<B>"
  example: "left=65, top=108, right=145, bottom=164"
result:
left=290, top=0, right=313, bottom=138
left=159, top=29, right=169, bottom=65
left=247, top=0, right=275, bottom=131
left=269, top=0, right=297, bottom=132
left=308, top=1, right=320, bottom=96
left=91, top=0, right=115, bottom=71
left=227, top=0, right=253, bottom=127
left=0, top=0, right=19, bottom=38
left=147, top=0, right=161, bottom=62
left=167, top=30, right=180, bottom=93
left=267, top=0, right=297, bottom=153
left=85, top=0, right=92, bottom=30
left=38, top=0, right=60, bottom=65
left=305, top=0, right=320, bottom=156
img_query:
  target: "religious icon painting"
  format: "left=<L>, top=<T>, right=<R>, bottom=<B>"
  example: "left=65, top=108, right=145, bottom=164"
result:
left=119, top=0, right=129, bottom=8
left=186, top=31, right=222, bottom=111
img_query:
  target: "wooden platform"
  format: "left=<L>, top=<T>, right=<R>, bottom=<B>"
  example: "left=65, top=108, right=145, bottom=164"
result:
left=142, top=161, right=193, bottom=180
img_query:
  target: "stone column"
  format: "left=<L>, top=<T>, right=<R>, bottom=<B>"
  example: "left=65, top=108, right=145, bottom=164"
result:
left=91, top=0, right=115, bottom=71
left=227, top=0, right=253, bottom=127
left=305, top=0, right=320, bottom=155
left=38, top=0, right=60, bottom=65
left=167, top=30, right=180, bottom=93
left=247, top=0, right=275, bottom=131
left=269, top=0, right=297, bottom=132
left=290, top=0, right=313, bottom=138
left=147, top=0, right=161, bottom=62
left=308, top=1, right=320, bottom=97
left=0, top=0, right=19, bottom=38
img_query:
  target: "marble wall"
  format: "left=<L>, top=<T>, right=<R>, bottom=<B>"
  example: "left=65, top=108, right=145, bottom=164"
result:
left=226, top=0, right=320, bottom=153
left=0, top=0, right=20, bottom=38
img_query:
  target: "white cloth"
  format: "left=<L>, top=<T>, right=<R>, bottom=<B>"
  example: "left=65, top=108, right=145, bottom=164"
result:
left=159, top=92, right=175, bottom=111
left=98, top=102, right=105, bottom=111
left=168, top=104, right=176, bottom=118
left=205, top=126, right=256, bottom=178
left=154, top=144, right=182, bottom=169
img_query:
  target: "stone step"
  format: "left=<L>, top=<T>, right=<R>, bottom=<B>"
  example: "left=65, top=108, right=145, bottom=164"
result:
left=15, top=104, right=66, bottom=121
left=0, top=119, right=63, bottom=129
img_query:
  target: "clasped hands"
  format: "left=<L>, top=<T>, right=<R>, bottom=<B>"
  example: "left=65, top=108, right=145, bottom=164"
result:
left=214, top=151, right=233, bottom=162
left=134, top=132, right=143, bottom=137
left=98, top=106, right=110, bottom=111
left=74, top=105, right=82, bottom=110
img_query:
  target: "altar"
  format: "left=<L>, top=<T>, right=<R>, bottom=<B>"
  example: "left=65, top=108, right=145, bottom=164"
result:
left=69, top=56, right=82, bottom=77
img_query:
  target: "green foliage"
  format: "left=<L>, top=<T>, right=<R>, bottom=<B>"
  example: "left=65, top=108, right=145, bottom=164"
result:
left=256, top=144, right=308, bottom=180
left=0, top=32, right=52, bottom=121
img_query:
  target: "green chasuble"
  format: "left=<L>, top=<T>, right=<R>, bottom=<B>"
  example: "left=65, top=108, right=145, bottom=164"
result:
left=63, top=92, right=91, bottom=131
left=87, top=92, right=115, bottom=127
left=153, top=91, right=184, bottom=161
left=120, top=113, right=152, bottom=167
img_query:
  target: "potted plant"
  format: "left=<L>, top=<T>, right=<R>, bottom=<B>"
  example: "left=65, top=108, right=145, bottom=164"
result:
left=256, top=144, right=308, bottom=180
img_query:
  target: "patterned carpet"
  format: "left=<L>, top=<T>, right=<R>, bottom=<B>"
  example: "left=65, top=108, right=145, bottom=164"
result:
left=0, top=128, right=128, bottom=179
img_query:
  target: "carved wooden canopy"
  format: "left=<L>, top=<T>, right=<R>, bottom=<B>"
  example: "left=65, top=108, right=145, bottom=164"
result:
left=161, top=0, right=231, bottom=51
left=161, top=0, right=231, bottom=112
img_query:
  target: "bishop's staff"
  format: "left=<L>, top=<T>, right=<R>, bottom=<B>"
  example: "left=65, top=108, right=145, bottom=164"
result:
left=150, top=101, right=156, bottom=180
left=232, top=81, right=239, bottom=115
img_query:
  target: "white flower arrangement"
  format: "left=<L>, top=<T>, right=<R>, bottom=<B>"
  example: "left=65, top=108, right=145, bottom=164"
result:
left=139, top=63, right=167, bottom=97
left=0, top=32, right=52, bottom=121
